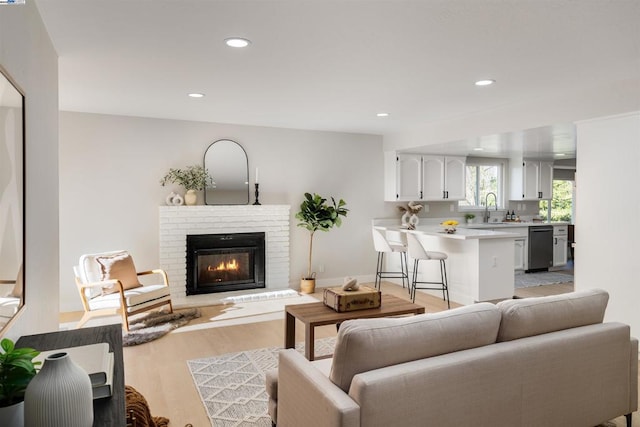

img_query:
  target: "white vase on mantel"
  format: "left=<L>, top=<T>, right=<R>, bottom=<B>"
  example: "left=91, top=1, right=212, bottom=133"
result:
left=184, top=189, right=197, bottom=206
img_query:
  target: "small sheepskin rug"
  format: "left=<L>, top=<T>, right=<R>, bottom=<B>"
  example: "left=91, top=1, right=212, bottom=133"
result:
left=122, top=308, right=200, bottom=346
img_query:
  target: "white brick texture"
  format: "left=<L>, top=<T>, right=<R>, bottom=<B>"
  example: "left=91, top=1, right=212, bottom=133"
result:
left=159, top=205, right=291, bottom=299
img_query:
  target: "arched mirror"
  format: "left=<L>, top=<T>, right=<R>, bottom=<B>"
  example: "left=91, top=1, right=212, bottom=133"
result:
left=204, top=139, right=249, bottom=205
left=0, top=66, right=25, bottom=333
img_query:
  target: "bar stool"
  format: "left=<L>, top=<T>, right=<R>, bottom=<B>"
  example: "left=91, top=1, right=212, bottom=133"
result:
left=406, top=232, right=450, bottom=308
left=372, top=226, right=409, bottom=291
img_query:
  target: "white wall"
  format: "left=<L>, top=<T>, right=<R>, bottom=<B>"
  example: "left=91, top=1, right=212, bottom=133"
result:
left=0, top=2, right=59, bottom=339
left=575, top=112, right=640, bottom=338
left=59, top=112, right=395, bottom=311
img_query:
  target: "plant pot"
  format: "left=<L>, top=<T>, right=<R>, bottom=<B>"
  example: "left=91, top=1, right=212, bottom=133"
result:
left=184, top=189, right=197, bottom=206
left=300, top=278, right=316, bottom=294
left=0, top=401, right=24, bottom=427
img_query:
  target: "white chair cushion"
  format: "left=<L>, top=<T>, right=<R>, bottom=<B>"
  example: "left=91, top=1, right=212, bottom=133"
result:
left=88, top=284, right=170, bottom=312
left=0, top=297, right=20, bottom=317
left=425, top=251, right=447, bottom=260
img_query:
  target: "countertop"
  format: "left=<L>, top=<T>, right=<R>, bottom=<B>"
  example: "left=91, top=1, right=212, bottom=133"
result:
left=379, top=225, right=520, bottom=240
left=464, top=221, right=569, bottom=229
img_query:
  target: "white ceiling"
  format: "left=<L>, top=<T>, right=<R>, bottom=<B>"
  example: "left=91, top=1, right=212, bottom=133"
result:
left=34, top=0, right=640, bottom=158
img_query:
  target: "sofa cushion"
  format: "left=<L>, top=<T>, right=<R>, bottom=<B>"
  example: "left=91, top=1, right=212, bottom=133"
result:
left=496, top=288, right=609, bottom=342
left=329, top=302, right=501, bottom=392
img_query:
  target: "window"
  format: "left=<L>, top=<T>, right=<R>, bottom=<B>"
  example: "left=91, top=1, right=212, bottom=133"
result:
left=539, top=180, right=574, bottom=222
left=459, top=159, right=504, bottom=209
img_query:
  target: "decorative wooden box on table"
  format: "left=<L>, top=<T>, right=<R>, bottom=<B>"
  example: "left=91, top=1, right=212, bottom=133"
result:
left=16, top=324, right=125, bottom=427
left=323, top=285, right=381, bottom=312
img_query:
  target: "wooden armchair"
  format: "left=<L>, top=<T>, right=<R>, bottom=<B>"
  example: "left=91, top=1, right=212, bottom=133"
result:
left=74, top=250, right=173, bottom=331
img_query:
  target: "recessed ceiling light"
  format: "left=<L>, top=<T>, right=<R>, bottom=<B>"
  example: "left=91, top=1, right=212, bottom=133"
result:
left=225, top=37, right=251, bottom=48
left=473, top=147, right=484, bottom=151
left=475, top=79, right=495, bottom=86
left=377, top=112, right=389, bottom=117
left=188, top=93, right=205, bottom=98
left=556, top=153, right=567, bottom=157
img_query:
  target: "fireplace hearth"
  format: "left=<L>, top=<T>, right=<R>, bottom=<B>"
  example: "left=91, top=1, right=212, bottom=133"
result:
left=186, top=232, right=266, bottom=295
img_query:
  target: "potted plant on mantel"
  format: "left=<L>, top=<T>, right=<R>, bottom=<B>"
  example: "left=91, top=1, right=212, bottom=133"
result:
left=295, top=193, right=348, bottom=294
left=160, top=164, right=213, bottom=206
left=0, top=338, right=40, bottom=426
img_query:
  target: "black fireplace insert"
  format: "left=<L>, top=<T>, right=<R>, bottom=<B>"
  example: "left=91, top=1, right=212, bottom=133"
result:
left=186, top=232, right=265, bottom=295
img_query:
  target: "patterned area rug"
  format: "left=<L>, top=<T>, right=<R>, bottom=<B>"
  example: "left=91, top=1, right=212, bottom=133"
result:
left=187, top=337, right=336, bottom=427
left=514, top=271, right=574, bottom=288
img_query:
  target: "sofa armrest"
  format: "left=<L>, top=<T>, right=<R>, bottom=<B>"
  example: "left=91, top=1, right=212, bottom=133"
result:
left=277, top=349, right=359, bottom=427
left=630, top=337, right=638, bottom=413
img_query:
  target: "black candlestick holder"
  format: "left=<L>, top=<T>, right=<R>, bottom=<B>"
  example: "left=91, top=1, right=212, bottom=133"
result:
left=253, top=183, right=261, bottom=205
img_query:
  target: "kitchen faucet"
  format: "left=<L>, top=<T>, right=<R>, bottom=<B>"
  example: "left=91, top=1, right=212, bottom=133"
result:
left=483, top=192, right=498, bottom=223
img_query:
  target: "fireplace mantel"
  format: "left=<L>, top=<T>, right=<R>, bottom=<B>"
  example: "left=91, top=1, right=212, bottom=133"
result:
left=159, top=205, right=290, bottom=302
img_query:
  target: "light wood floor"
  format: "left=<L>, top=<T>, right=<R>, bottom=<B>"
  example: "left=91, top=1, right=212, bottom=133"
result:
left=62, top=282, right=638, bottom=427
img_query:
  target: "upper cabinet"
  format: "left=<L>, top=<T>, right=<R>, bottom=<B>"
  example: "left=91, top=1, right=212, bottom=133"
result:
left=422, top=155, right=466, bottom=201
left=384, top=152, right=466, bottom=201
left=510, top=159, right=553, bottom=200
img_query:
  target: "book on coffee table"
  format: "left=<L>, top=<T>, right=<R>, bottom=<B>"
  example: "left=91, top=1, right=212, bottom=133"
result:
left=34, top=342, right=113, bottom=390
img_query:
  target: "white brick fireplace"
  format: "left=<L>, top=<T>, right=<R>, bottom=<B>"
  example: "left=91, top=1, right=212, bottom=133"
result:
left=159, top=205, right=290, bottom=302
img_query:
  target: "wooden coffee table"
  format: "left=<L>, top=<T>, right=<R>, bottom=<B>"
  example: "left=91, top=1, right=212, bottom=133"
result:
left=285, top=294, right=425, bottom=360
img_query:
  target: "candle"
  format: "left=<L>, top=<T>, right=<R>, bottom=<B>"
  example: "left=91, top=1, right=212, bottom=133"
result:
left=255, top=167, right=259, bottom=184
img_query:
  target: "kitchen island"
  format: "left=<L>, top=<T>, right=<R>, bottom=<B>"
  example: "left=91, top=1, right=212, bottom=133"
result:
left=376, top=224, right=519, bottom=305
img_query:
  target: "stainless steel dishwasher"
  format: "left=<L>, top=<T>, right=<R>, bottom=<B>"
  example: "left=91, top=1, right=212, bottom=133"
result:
left=528, top=225, right=554, bottom=272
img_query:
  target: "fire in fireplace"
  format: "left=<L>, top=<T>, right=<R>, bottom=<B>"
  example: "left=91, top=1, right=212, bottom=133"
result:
left=186, top=232, right=265, bottom=295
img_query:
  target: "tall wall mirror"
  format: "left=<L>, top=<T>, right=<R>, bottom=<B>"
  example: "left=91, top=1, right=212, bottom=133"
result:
left=204, top=139, right=249, bottom=205
left=0, top=66, right=25, bottom=333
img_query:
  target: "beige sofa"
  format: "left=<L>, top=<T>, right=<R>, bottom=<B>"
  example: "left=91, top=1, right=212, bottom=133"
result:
left=266, top=289, right=638, bottom=427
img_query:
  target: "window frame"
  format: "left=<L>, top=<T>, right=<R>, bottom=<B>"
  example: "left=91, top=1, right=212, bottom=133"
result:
left=458, top=157, right=506, bottom=212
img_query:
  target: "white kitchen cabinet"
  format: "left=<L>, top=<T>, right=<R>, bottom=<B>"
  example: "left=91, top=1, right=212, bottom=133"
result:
left=384, top=152, right=465, bottom=202
left=553, top=225, right=568, bottom=267
left=514, top=238, right=526, bottom=270
left=422, top=155, right=466, bottom=201
left=486, top=226, right=528, bottom=271
left=385, top=152, right=421, bottom=201
left=510, top=159, right=554, bottom=200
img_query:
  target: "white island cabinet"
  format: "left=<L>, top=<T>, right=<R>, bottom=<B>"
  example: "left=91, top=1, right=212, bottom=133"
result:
left=377, top=225, right=518, bottom=304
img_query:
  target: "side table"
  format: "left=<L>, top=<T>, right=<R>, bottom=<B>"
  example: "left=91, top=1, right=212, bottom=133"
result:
left=16, top=324, right=125, bottom=427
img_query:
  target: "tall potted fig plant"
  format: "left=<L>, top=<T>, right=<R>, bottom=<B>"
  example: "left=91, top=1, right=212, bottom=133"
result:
left=295, top=193, right=348, bottom=294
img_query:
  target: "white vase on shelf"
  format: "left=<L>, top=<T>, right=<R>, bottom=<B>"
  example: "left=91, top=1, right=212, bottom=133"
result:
left=25, top=352, right=93, bottom=427
left=184, top=189, right=197, bottom=206
left=172, top=194, right=184, bottom=206
left=409, top=214, right=419, bottom=228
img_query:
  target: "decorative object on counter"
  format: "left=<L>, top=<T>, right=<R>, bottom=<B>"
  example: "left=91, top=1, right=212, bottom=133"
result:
left=253, top=183, right=261, bottom=205
left=0, top=339, right=41, bottom=427
left=341, top=276, right=359, bottom=291
left=160, top=165, right=213, bottom=206
left=464, top=213, right=476, bottom=224
left=295, top=193, right=348, bottom=294
left=441, top=220, right=459, bottom=234
left=25, top=352, right=93, bottom=427
left=398, top=201, right=423, bottom=229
